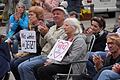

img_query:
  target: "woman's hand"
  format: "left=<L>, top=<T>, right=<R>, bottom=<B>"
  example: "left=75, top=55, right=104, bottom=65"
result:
left=14, top=12, right=22, bottom=21
left=44, top=59, right=52, bottom=66
left=84, top=27, right=94, bottom=35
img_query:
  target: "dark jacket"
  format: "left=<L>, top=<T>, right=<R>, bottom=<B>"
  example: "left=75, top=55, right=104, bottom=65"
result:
left=92, top=30, right=109, bottom=52
left=0, top=42, right=11, bottom=78
left=0, top=42, right=11, bottom=62
left=104, top=55, right=120, bottom=67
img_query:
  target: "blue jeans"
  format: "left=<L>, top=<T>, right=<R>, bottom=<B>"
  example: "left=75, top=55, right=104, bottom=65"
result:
left=93, top=66, right=112, bottom=80
left=86, top=51, right=107, bottom=78
left=10, top=54, right=37, bottom=80
left=98, top=70, right=120, bottom=80
left=18, top=55, right=47, bottom=80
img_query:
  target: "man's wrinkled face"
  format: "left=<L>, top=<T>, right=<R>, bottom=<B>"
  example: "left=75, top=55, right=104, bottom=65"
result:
left=107, top=38, right=119, bottom=54
left=52, top=10, right=65, bottom=24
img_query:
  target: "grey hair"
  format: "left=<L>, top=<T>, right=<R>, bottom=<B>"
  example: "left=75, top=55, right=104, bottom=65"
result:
left=16, top=2, right=26, bottom=9
left=64, top=18, right=82, bottom=34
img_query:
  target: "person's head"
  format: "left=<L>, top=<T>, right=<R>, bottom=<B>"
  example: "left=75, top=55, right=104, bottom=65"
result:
left=69, top=11, right=79, bottom=19
left=29, top=6, right=44, bottom=24
left=63, top=18, right=82, bottom=35
left=107, top=33, right=120, bottom=54
left=15, top=2, right=26, bottom=14
left=52, top=7, right=68, bottom=27
left=31, top=0, right=41, bottom=6
left=90, top=17, right=106, bottom=33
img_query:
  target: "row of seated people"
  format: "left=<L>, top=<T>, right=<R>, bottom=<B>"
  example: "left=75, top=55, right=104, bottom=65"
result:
left=85, top=14, right=120, bottom=80
left=3, top=4, right=87, bottom=80
left=93, top=15, right=120, bottom=80
left=1, top=2, right=120, bottom=80
left=2, top=0, right=80, bottom=25
left=2, top=0, right=67, bottom=25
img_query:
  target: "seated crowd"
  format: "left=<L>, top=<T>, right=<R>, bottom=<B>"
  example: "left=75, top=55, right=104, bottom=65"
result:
left=0, top=0, right=120, bottom=80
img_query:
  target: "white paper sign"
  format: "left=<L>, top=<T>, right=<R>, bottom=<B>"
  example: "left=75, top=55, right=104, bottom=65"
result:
left=0, top=27, right=7, bottom=36
left=20, top=30, right=36, bottom=53
left=47, top=39, right=72, bottom=61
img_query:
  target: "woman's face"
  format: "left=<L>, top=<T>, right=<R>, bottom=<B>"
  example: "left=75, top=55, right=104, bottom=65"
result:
left=90, top=20, right=102, bottom=33
left=29, top=12, right=38, bottom=24
left=16, top=6, right=25, bottom=14
left=63, top=22, right=75, bottom=35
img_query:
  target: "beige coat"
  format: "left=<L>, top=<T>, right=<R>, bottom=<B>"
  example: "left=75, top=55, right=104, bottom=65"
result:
left=39, top=25, right=66, bottom=55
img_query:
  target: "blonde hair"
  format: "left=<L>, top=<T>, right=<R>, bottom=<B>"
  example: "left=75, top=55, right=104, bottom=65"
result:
left=107, top=33, right=120, bottom=47
left=29, top=6, right=44, bottom=20
left=64, top=18, right=82, bottom=34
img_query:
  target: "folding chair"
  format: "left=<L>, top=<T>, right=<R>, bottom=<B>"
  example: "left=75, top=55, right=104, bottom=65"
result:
left=55, top=34, right=96, bottom=80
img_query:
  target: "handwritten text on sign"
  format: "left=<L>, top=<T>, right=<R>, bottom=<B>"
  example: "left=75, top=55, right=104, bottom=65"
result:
left=47, top=39, right=72, bottom=61
left=20, top=30, right=36, bottom=53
